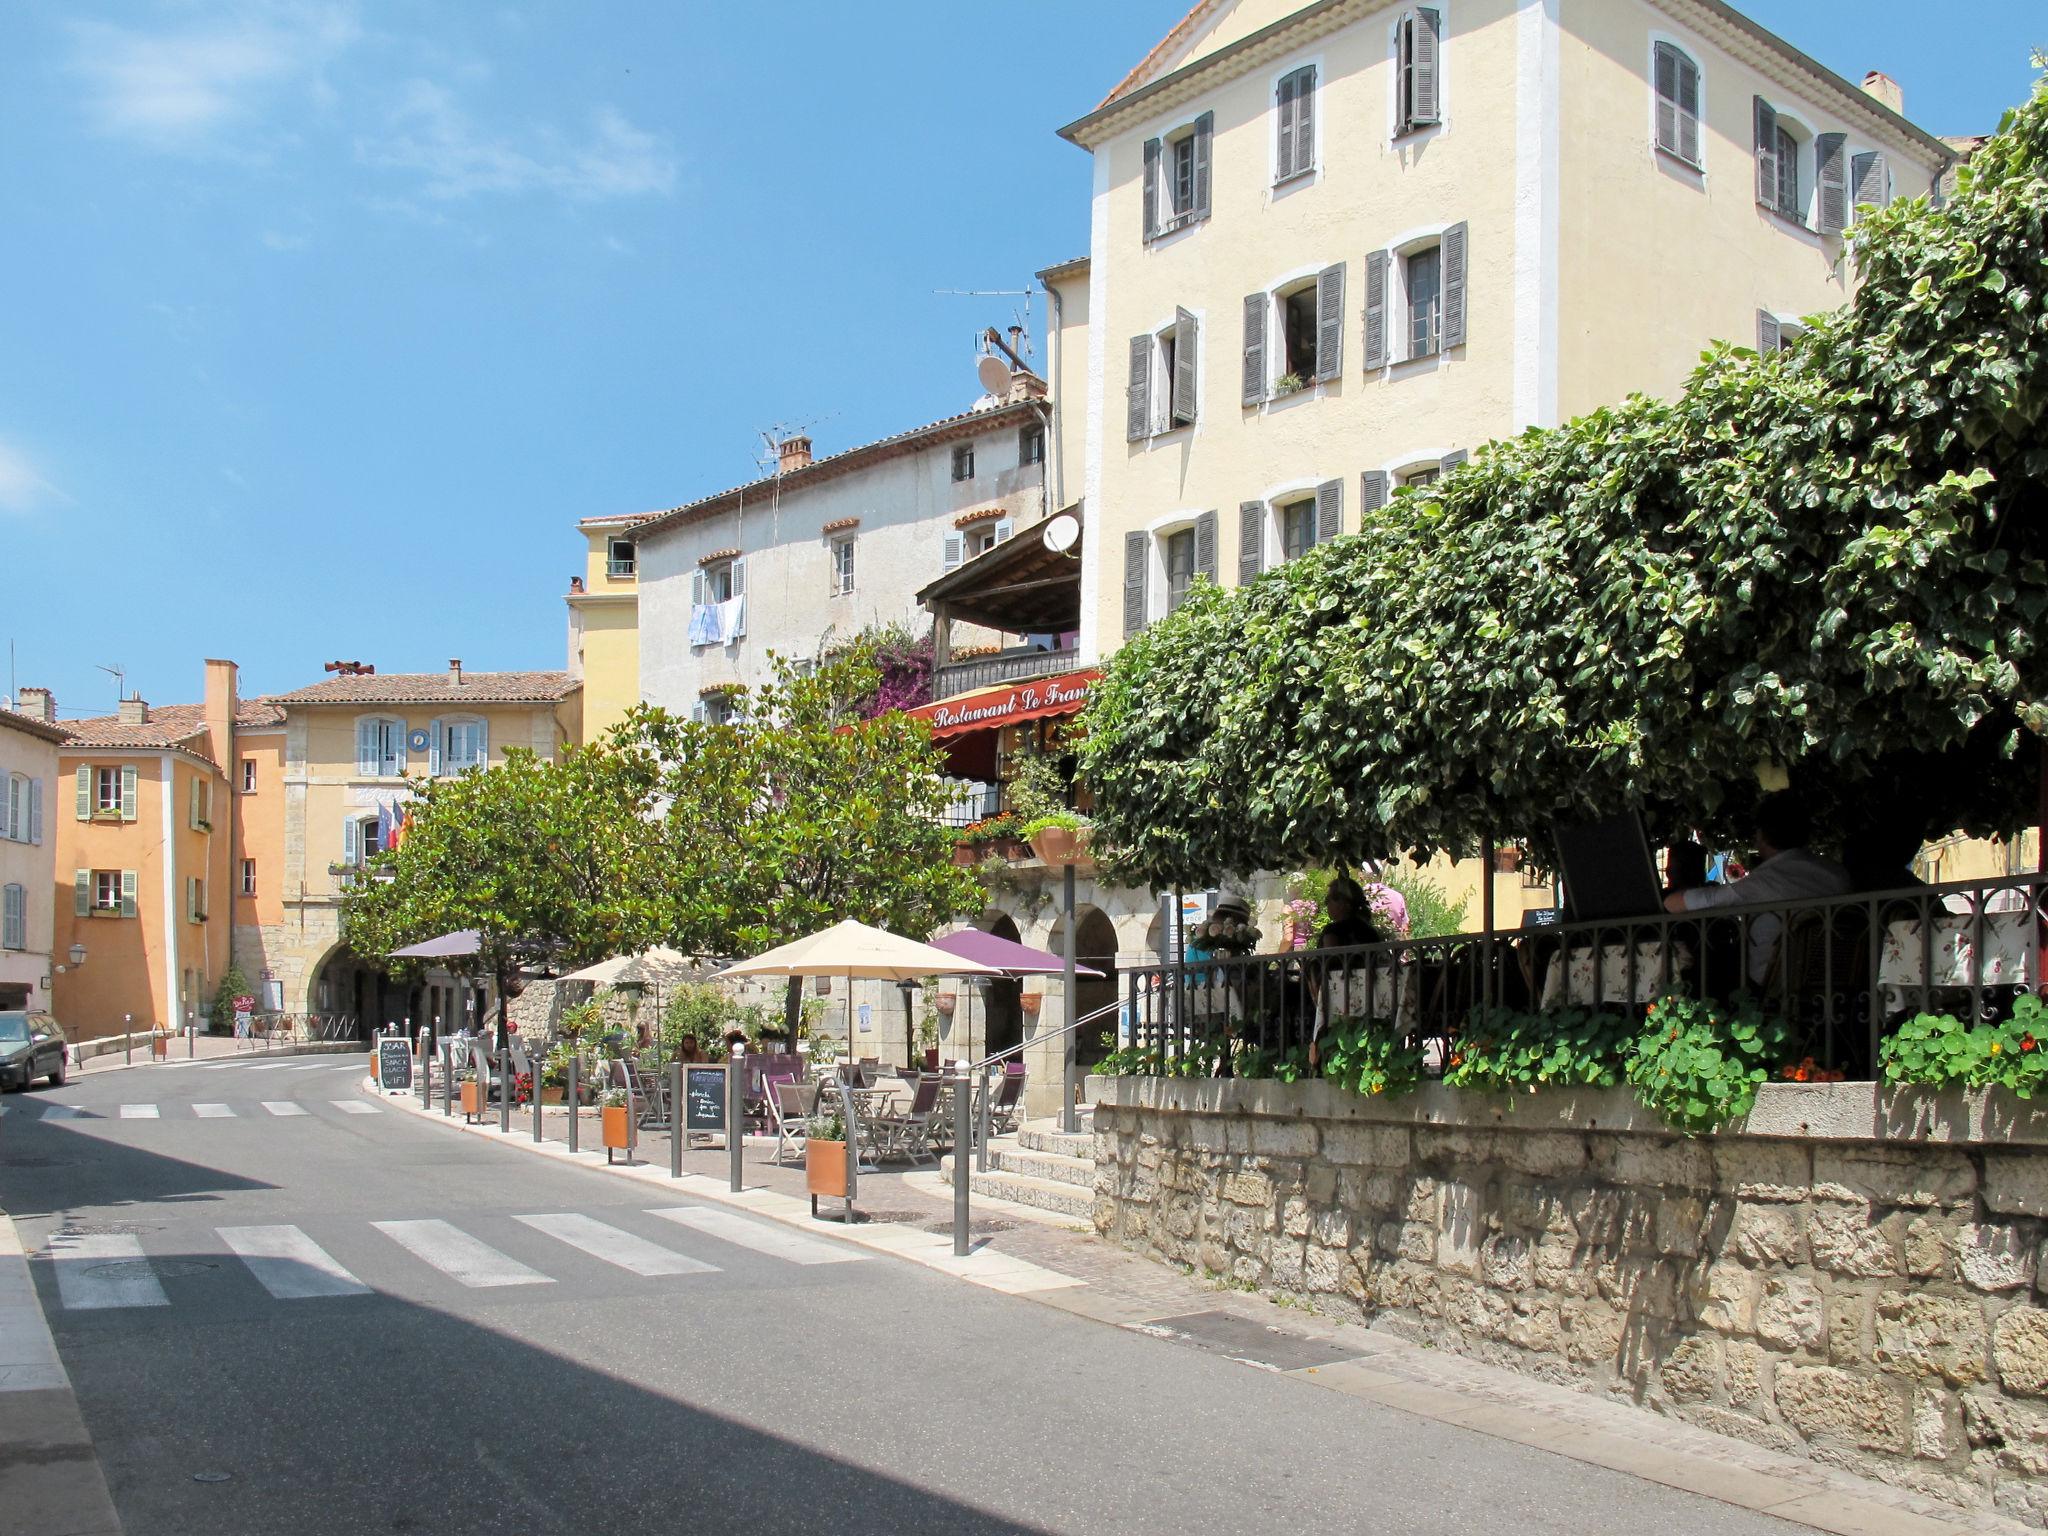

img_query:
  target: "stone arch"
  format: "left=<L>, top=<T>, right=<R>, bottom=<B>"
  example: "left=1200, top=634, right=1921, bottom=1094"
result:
left=1045, top=904, right=1120, bottom=1071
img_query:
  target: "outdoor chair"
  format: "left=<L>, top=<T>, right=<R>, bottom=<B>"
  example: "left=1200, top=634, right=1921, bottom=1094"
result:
left=873, top=1074, right=944, bottom=1167
left=988, top=1064, right=1027, bottom=1134
left=768, top=1078, right=809, bottom=1165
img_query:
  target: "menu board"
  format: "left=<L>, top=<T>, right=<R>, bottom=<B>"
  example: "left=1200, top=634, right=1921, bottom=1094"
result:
left=683, top=1065, right=727, bottom=1133
left=377, top=1037, right=413, bottom=1092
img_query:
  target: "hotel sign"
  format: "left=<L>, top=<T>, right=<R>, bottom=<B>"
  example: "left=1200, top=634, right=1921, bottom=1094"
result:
left=926, top=672, right=1094, bottom=733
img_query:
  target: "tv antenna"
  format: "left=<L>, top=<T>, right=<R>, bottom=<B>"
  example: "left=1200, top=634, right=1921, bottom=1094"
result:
left=95, top=662, right=126, bottom=703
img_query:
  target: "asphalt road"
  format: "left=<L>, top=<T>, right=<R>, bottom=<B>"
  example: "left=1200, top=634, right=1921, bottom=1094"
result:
left=0, top=1057, right=1799, bottom=1536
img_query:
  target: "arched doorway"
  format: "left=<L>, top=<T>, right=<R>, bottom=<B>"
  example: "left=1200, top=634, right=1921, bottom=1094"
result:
left=1047, top=906, right=1119, bottom=1071
left=979, top=913, right=1024, bottom=1063
left=308, top=945, right=393, bottom=1043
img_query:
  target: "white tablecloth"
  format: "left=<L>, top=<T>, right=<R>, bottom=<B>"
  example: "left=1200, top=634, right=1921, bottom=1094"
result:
left=1879, top=911, right=2036, bottom=1014
left=1539, top=940, right=1689, bottom=1009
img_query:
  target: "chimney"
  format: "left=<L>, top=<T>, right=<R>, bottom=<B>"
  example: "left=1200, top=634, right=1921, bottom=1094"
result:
left=1861, top=71, right=1903, bottom=115
left=118, top=696, right=150, bottom=725
left=448, top=658, right=464, bottom=687
left=12, top=687, right=54, bottom=723
left=1007, top=370, right=1049, bottom=404
left=777, top=435, right=813, bottom=474
left=203, top=658, right=237, bottom=772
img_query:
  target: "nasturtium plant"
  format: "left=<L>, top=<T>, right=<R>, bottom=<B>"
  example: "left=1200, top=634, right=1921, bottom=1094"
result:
left=1624, top=995, right=1792, bottom=1136
left=1445, top=1006, right=1634, bottom=1093
left=1879, top=996, right=2048, bottom=1097
left=1319, top=1017, right=1424, bottom=1097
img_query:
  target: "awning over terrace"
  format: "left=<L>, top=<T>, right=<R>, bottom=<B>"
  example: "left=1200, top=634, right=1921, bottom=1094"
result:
left=904, top=668, right=1098, bottom=780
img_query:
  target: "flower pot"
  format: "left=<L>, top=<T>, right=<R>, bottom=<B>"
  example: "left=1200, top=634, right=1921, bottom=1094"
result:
left=806, top=1138, right=849, bottom=1199
left=935, top=994, right=956, bottom=1015
left=601, top=1105, right=635, bottom=1162
left=459, top=1080, right=482, bottom=1119
left=1019, top=993, right=1043, bottom=1016
left=923, top=1048, right=941, bottom=1069
left=1030, top=824, right=1094, bottom=869
left=540, top=1085, right=566, bottom=1105
left=951, top=843, right=979, bottom=868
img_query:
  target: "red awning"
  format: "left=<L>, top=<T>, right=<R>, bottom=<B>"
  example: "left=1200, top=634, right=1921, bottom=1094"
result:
left=907, top=669, right=1100, bottom=739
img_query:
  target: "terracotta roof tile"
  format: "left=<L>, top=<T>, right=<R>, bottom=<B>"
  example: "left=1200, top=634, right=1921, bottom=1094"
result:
left=61, top=704, right=213, bottom=754
left=0, top=708, right=71, bottom=745
left=270, top=671, right=578, bottom=706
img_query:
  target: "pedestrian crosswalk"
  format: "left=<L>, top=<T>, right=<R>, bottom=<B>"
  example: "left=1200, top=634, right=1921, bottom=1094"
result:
left=9, top=1098, right=382, bottom=1122
left=38, top=1205, right=866, bottom=1310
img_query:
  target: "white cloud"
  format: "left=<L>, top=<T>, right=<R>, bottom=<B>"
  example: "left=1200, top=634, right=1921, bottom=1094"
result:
left=259, top=228, right=310, bottom=250
left=68, top=3, right=357, bottom=149
left=362, top=80, right=675, bottom=202
left=0, top=443, right=62, bottom=516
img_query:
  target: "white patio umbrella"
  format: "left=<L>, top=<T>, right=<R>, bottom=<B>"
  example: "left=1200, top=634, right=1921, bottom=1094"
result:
left=556, top=946, right=704, bottom=986
left=715, top=919, right=1001, bottom=1057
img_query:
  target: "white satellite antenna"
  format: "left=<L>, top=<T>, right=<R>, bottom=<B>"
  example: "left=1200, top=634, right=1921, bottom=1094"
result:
left=976, top=355, right=1011, bottom=397
left=1041, top=512, right=1080, bottom=554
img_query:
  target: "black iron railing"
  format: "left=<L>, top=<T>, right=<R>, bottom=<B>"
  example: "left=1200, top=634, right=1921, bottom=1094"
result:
left=1117, top=871, right=2048, bottom=1081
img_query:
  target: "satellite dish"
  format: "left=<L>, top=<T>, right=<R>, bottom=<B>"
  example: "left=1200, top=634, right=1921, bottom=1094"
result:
left=1041, top=512, right=1080, bottom=554
left=976, top=355, right=1011, bottom=397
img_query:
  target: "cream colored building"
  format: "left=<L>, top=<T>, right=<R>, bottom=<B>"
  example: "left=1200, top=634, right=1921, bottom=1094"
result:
left=0, top=704, right=67, bottom=1013
left=1056, top=0, right=1949, bottom=660
left=565, top=513, right=644, bottom=744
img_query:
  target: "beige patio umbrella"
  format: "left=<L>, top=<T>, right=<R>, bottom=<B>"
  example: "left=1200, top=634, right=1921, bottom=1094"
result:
left=556, top=947, right=704, bottom=986
left=715, top=919, right=1002, bottom=1057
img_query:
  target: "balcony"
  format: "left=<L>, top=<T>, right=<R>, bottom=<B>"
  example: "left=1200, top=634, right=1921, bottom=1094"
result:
left=606, top=557, right=637, bottom=580
left=917, top=504, right=1082, bottom=707
left=933, top=644, right=1078, bottom=700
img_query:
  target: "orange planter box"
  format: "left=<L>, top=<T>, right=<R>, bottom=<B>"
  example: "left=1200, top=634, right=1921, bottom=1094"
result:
left=806, top=1139, right=848, bottom=1199
left=601, top=1105, right=634, bottom=1149
left=459, top=1080, right=482, bottom=1119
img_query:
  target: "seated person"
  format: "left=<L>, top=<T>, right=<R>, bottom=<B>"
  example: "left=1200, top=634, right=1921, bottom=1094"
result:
left=1318, top=876, right=1382, bottom=950
left=1662, top=792, right=1851, bottom=984
left=1661, top=839, right=1708, bottom=904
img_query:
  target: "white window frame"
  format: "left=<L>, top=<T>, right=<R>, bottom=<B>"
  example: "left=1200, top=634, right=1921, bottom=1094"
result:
left=829, top=534, right=856, bottom=597
left=1143, top=105, right=1211, bottom=243
left=1258, top=263, right=1326, bottom=397
left=438, top=715, right=486, bottom=775
left=965, top=518, right=1014, bottom=562
left=241, top=858, right=256, bottom=897
left=1387, top=4, right=1449, bottom=144
left=1647, top=32, right=1706, bottom=176
left=241, top=757, right=257, bottom=794
left=355, top=715, right=406, bottom=779
left=95, top=765, right=122, bottom=813
left=607, top=538, right=637, bottom=579
left=1380, top=224, right=1456, bottom=368
left=4, top=774, right=21, bottom=842
left=1147, top=310, right=1202, bottom=435
left=93, top=870, right=122, bottom=913
left=1254, top=476, right=1322, bottom=568
left=1269, top=53, right=1324, bottom=191
left=1142, top=509, right=1207, bottom=622
left=703, top=558, right=737, bottom=604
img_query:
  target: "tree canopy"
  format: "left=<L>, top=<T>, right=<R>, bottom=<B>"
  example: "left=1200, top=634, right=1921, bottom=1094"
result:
left=1079, top=75, right=2048, bottom=889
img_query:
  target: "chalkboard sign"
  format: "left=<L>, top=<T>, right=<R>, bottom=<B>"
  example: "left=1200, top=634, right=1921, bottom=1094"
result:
left=684, top=1065, right=727, bottom=1133
left=377, top=1037, right=413, bottom=1092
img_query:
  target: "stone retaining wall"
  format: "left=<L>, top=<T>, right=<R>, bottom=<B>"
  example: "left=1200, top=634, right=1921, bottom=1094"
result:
left=1090, top=1077, right=2048, bottom=1527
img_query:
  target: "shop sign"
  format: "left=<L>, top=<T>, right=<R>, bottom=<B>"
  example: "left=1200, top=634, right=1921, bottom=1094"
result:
left=928, top=673, right=1093, bottom=733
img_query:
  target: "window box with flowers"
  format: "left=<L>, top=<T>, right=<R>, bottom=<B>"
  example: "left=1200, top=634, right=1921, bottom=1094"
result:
left=957, top=812, right=1029, bottom=864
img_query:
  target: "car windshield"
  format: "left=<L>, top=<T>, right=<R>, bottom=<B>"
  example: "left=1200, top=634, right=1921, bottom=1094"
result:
left=0, top=1012, right=33, bottom=1043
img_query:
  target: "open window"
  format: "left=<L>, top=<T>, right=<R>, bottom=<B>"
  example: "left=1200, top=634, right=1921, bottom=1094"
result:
left=1141, top=112, right=1213, bottom=241
left=951, top=444, right=975, bottom=482
left=607, top=538, right=636, bottom=579
left=1394, top=7, right=1442, bottom=136
left=1363, top=225, right=1467, bottom=369
left=1244, top=267, right=1342, bottom=403
left=830, top=535, right=856, bottom=596
left=1128, top=308, right=1198, bottom=439
left=1018, top=422, right=1044, bottom=466
left=689, top=556, right=748, bottom=646
left=1754, top=98, right=1811, bottom=225
left=433, top=716, right=487, bottom=775
left=1123, top=512, right=1217, bottom=633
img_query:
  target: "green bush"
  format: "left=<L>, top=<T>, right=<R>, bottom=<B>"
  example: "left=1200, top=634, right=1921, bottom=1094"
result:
left=658, top=984, right=775, bottom=1057
left=1445, top=1006, right=1633, bottom=1092
left=1376, top=869, right=1467, bottom=940
left=209, top=965, right=253, bottom=1035
left=1880, top=998, right=2048, bottom=1097
left=1625, top=995, right=1791, bottom=1135
left=1319, top=1016, right=1423, bottom=1097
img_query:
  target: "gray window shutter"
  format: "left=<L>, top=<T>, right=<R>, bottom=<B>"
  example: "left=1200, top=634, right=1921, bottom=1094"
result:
left=1757, top=310, right=1781, bottom=353
left=1315, top=479, right=1342, bottom=543
left=1410, top=8, right=1442, bottom=129
left=1852, top=150, right=1891, bottom=210
left=120, top=869, right=137, bottom=919
left=1439, top=449, right=1468, bottom=476
left=1123, top=531, right=1149, bottom=636
left=1172, top=307, right=1198, bottom=425
left=1677, top=58, right=1699, bottom=165
left=1297, top=68, right=1314, bottom=172
left=428, top=718, right=443, bottom=777
left=75, top=764, right=89, bottom=820
left=1441, top=222, right=1468, bottom=349
left=1191, top=112, right=1213, bottom=219
left=1314, top=262, right=1344, bottom=382
left=1361, top=470, right=1390, bottom=515
left=1194, top=511, right=1217, bottom=583
left=1238, top=501, right=1264, bottom=586
left=476, top=719, right=489, bottom=765
left=1143, top=137, right=1161, bottom=241
left=1816, top=133, right=1848, bottom=233
left=1242, top=293, right=1267, bottom=405
left=1127, top=334, right=1152, bottom=441
left=1753, top=98, right=1778, bottom=206
left=942, top=532, right=964, bottom=571
left=74, top=869, right=89, bottom=917
left=356, top=718, right=378, bottom=776
left=1363, top=250, right=1388, bottom=370
left=1653, top=43, right=1679, bottom=155
left=344, top=815, right=360, bottom=866
left=1276, top=73, right=1297, bottom=181
left=120, top=764, right=137, bottom=821
left=29, top=777, right=41, bottom=846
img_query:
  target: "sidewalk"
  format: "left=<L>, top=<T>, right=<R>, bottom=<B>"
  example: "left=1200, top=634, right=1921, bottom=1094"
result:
left=70, top=1036, right=361, bottom=1078
left=380, top=1079, right=2026, bottom=1536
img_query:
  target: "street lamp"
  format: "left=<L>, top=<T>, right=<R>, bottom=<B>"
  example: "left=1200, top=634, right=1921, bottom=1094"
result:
left=67, top=943, right=86, bottom=968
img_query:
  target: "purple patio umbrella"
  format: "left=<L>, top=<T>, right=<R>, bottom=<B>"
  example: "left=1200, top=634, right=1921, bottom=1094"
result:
left=927, top=929, right=1103, bottom=1069
left=389, top=929, right=483, bottom=959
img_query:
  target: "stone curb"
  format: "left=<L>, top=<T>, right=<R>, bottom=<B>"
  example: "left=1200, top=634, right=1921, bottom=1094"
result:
left=72, top=1041, right=362, bottom=1079
left=0, top=1212, right=123, bottom=1536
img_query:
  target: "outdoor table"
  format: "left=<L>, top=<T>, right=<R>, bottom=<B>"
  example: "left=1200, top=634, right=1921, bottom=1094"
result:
left=1879, top=910, right=2037, bottom=1016
left=1313, top=957, right=1423, bottom=1032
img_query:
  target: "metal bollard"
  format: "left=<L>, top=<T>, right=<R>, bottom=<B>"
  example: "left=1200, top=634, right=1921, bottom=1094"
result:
left=124, top=1015, right=132, bottom=1067
left=669, top=1060, right=683, bottom=1179
left=417, top=1027, right=430, bottom=1106
left=443, top=1043, right=454, bottom=1117
left=499, top=1050, right=511, bottom=1134
left=976, top=1071, right=993, bottom=1173
left=953, top=1072, right=972, bottom=1256
left=567, top=1056, right=579, bottom=1154
left=726, top=1045, right=743, bottom=1193
left=533, top=1064, right=544, bottom=1143
left=839, top=1078, right=860, bottom=1211
left=188, top=1024, right=195, bottom=1059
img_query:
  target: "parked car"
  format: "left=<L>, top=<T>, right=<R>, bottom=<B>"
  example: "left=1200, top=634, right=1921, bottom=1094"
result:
left=0, top=1010, right=67, bottom=1090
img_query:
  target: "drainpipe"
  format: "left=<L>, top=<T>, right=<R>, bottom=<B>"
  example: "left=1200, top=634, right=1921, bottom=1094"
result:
left=1044, top=281, right=1064, bottom=518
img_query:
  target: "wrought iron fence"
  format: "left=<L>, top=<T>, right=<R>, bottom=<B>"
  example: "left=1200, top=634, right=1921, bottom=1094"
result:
left=1117, top=871, right=2047, bottom=1081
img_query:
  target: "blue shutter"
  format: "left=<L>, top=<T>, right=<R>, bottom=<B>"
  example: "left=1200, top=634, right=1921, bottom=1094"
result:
left=344, top=816, right=360, bottom=866
left=428, top=719, right=443, bottom=777
left=356, top=718, right=377, bottom=776
left=476, top=719, right=489, bottom=767
left=120, top=765, right=138, bottom=821
left=29, top=776, right=41, bottom=846
left=75, top=869, right=89, bottom=917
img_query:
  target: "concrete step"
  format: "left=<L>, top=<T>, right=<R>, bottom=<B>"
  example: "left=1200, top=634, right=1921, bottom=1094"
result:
left=1017, top=1126, right=1092, bottom=1159
left=969, top=1169, right=1095, bottom=1221
left=994, top=1146, right=1095, bottom=1188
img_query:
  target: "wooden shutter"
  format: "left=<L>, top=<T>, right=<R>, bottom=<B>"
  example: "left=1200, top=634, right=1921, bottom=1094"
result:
left=1127, top=334, right=1152, bottom=441
left=120, top=764, right=137, bottom=821
left=1409, top=8, right=1442, bottom=129
left=1314, top=262, right=1344, bottom=382
left=1172, top=307, right=1198, bottom=425
left=1852, top=150, right=1891, bottom=210
left=1191, top=112, right=1213, bottom=219
left=1816, top=133, right=1848, bottom=233
left=1194, top=510, right=1217, bottom=583
left=75, top=764, right=90, bottom=820
left=942, top=532, right=964, bottom=572
left=1238, top=502, right=1265, bottom=586
left=1441, top=223, right=1468, bottom=349
left=731, top=557, right=747, bottom=637
left=991, top=518, right=1013, bottom=545
left=1753, top=98, right=1778, bottom=206
left=1440, top=449, right=1469, bottom=477
left=1363, top=251, right=1389, bottom=370
left=1296, top=67, right=1314, bottom=174
left=188, top=776, right=199, bottom=829
left=1242, top=293, right=1267, bottom=405
left=1276, top=72, right=1297, bottom=181
left=29, top=777, right=41, bottom=846
left=476, top=720, right=489, bottom=766
left=1123, top=531, right=1149, bottom=637
left=690, top=567, right=705, bottom=607
left=428, top=719, right=443, bottom=777
left=343, top=816, right=360, bottom=866
left=1143, top=137, right=1161, bottom=240
left=1315, top=479, right=1342, bottom=544
left=120, top=869, right=137, bottom=919
left=1757, top=310, right=1781, bottom=353
left=186, top=876, right=196, bottom=923
left=1653, top=43, right=1680, bottom=155
left=1677, top=55, right=1699, bottom=164
left=74, top=869, right=88, bottom=917
left=1361, top=470, right=1390, bottom=516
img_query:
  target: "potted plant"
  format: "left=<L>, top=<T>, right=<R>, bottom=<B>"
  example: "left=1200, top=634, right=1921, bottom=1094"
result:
left=1023, top=811, right=1093, bottom=869
left=1019, top=991, right=1044, bottom=1018
left=1274, top=372, right=1305, bottom=395
left=916, top=993, right=941, bottom=1069
left=599, top=1086, right=635, bottom=1163
left=805, top=1107, right=849, bottom=1209
left=457, top=1068, right=483, bottom=1121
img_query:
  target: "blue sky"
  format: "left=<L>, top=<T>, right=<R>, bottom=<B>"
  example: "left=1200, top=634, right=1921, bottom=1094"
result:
left=1, top=2, right=2041, bottom=716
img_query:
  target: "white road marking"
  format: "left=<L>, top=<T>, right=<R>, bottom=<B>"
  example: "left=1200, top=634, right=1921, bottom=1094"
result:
left=246, top=1063, right=301, bottom=1072
left=37, top=1105, right=84, bottom=1121
left=262, top=1102, right=307, bottom=1117
left=287, top=1064, right=329, bottom=1072
left=512, top=1214, right=717, bottom=1277
left=219, top=1226, right=370, bottom=1299
left=192, top=1103, right=236, bottom=1118
left=118, top=1105, right=159, bottom=1120
left=645, top=1206, right=866, bottom=1266
left=49, top=1233, right=169, bottom=1310
left=373, top=1221, right=553, bottom=1289
left=202, top=1063, right=241, bottom=1071
left=332, top=1101, right=379, bottom=1115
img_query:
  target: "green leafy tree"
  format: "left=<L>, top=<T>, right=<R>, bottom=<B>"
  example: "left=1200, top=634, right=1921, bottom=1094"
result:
left=1080, top=73, right=2048, bottom=887
left=209, top=964, right=253, bottom=1035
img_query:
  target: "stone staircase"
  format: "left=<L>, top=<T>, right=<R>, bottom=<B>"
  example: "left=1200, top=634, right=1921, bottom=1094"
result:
left=940, top=1117, right=1097, bottom=1221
